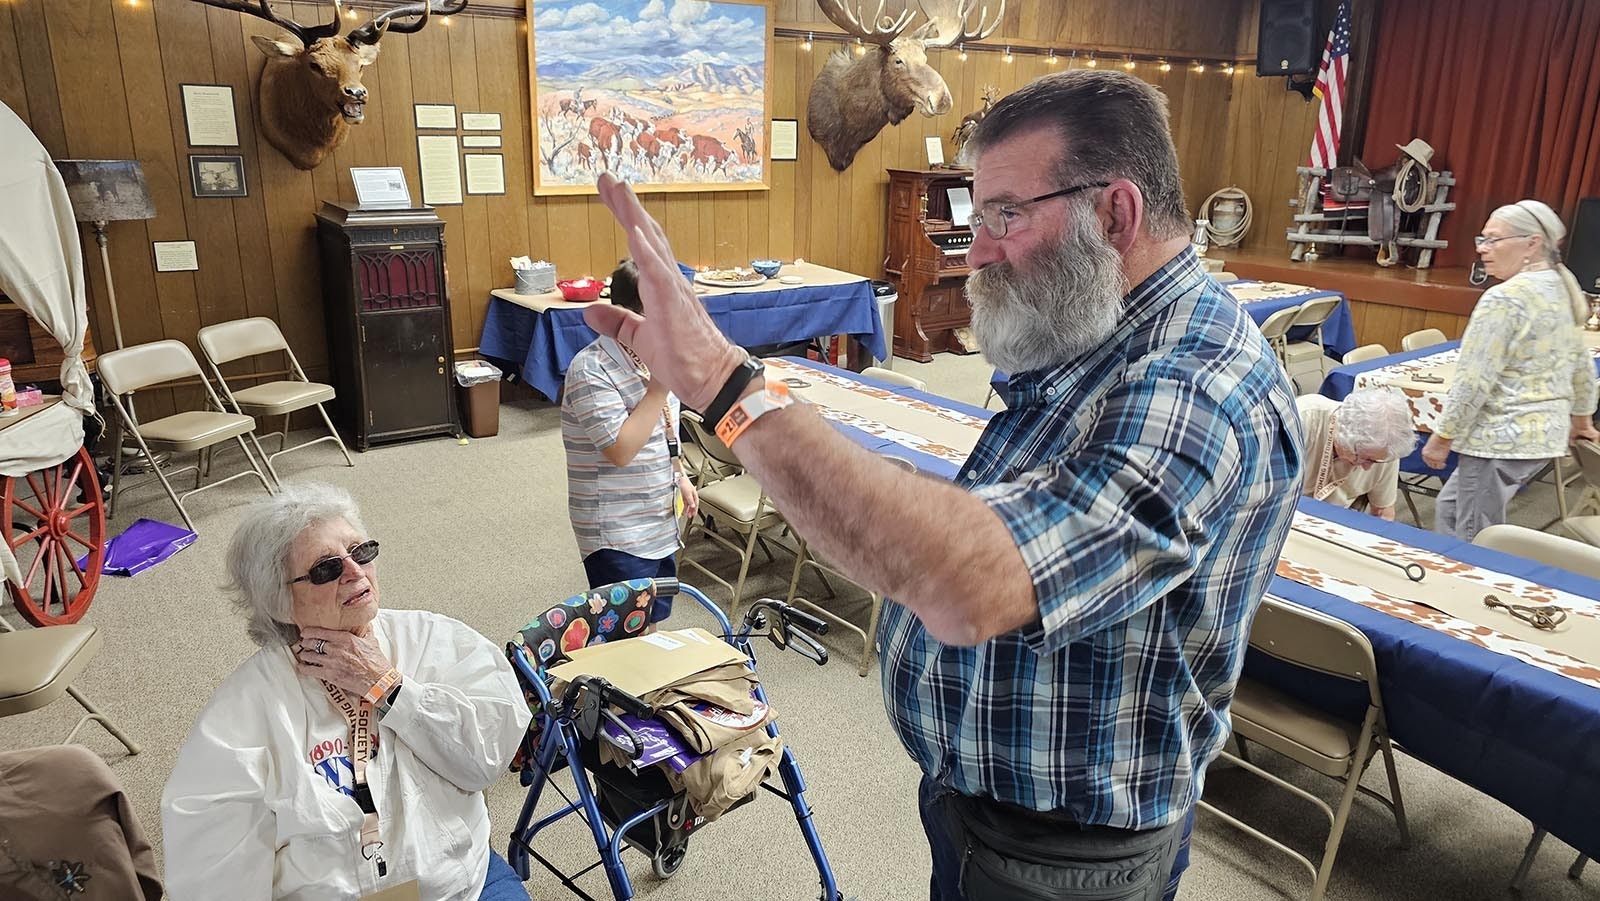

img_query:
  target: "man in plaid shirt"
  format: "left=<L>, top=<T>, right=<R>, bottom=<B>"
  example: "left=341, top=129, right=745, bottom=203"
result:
left=586, top=70, right=1302, bottom=901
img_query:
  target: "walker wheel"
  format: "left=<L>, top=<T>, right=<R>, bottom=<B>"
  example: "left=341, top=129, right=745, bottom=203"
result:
left=651, top=842, right=687, bottom=880
left=3, top=448, right=106, bottom=625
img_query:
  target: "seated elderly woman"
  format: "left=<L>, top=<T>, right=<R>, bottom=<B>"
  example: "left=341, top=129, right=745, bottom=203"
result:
left=1296, top=388, right=1417, bottom=520
left=161, top=484, right=532, bottom=901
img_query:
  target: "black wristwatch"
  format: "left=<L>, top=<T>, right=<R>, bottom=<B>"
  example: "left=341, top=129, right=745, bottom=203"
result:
left=699, top=355, right=765, bottom=426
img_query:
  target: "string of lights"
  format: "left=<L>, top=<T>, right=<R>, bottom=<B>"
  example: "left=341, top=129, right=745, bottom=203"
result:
left=779, top=28, right=1240, bottom=76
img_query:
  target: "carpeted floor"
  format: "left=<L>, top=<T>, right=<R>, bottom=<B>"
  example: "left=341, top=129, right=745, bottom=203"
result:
left=2, top=351, right=1595, bottom=900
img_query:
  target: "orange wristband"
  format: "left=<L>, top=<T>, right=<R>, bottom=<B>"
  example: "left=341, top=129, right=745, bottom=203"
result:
left=364, top=668, right=402, bottom=706
left=714, top=380, right=793, bottom=446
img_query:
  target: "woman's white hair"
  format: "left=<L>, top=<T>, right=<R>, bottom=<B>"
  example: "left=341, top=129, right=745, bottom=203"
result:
left=1333, top=388, right=1417, bottom=460
left=226, top=483, right=367, bottom=648
left=1490, top=200, right=1588, bottom=325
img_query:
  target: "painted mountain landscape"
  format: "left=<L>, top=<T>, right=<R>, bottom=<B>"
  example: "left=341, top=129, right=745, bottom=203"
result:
left=530, top=0, right=770, bottom=193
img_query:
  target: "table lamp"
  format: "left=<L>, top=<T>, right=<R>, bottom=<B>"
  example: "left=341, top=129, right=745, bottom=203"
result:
left=51, top=160, right=156, bottom=350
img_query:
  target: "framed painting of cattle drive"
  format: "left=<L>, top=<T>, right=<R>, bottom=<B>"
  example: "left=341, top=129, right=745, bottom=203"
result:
left=189, top=154, right=247, bottom=198
left=527, top=0, right=773, bottom=195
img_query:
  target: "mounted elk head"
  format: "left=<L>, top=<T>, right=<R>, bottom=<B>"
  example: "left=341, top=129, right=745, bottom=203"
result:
left=806, top=0, right=1003, bottom=171
left=193, top=0, right=467, bottom=170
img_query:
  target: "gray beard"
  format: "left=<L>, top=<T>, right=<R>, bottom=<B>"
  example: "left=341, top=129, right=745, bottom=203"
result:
left=966, top=210, right=1128, bottom=374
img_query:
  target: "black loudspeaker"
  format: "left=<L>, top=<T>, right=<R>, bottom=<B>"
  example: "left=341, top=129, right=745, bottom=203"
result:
left=1257, top=0, right=1320, bottom=77
left=1568, top=197, right=1600, bottom=294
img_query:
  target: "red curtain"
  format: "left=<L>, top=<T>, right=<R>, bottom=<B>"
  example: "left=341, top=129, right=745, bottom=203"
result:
left=1361, top=0, right=1600, bottom=268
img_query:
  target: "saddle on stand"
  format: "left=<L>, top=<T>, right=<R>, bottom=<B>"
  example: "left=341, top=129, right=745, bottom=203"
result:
left=1290, top=138, right=1452, bottom=268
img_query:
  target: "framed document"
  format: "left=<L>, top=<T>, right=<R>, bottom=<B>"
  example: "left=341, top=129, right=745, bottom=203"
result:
left=770, top=119, right=798, bottom=161
left=414, top=104, right=457, bottom=129
left=350, top=167, right=413, bottom=206
left=925, top=136, right=945, bottom=167
left=416, top=135, right=462, bottom=205
left=189, top=154, right=247, bottom=198
left=461, top=112, right=501, bottom=130
left=464, top=154, right=505, bottom=195
left=462, top=135, right=502, bottom=148
left=181, top=84, right=239, bottom=147
left=152, top=241, right=200, bottom=272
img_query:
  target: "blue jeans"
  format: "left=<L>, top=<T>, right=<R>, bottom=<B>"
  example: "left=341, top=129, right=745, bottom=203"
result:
left=478, top=850, right=528, bottom=901
left=918, top=775, right=1191, bottom=901
left=582, top=549, right=677, bottom=622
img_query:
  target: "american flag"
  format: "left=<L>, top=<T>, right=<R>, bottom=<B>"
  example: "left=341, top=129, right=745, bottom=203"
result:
left=1307, top=0, right=1351, bottom=171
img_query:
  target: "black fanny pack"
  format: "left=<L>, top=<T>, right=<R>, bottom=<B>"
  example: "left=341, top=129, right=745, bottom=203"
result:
left=939, top=791, right=1182, bottom=901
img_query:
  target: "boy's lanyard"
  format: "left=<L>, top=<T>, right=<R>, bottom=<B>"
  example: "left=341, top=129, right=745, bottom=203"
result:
left=323, top=682, right=387, bottom=877
left=622, top=347, right=680, bottom=459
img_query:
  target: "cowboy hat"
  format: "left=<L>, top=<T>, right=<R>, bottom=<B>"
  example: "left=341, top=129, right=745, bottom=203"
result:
left=1395, top=138, right=1434, bottom=170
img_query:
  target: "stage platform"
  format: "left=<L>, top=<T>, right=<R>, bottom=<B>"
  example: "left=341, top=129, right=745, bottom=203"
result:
left=1211, top=249, right=1483, bottom=316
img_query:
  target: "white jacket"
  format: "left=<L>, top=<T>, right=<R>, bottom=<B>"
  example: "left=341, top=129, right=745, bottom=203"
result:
left=161, top=610, right=532, bottom=900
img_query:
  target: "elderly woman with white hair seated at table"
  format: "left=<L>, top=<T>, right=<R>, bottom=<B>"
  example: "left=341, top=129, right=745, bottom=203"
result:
left=161, top=483, right=532, bottom=901
left=1296, top=388, right=1417, bottom=520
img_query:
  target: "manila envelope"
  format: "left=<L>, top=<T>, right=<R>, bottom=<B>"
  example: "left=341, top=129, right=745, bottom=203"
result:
left=548, top=628, right=747, bottom=698
left=362, top=880, right=421, bottom=901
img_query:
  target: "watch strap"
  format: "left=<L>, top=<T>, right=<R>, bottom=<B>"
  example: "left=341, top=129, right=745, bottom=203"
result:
left=700, top=355, right=765, bottom=426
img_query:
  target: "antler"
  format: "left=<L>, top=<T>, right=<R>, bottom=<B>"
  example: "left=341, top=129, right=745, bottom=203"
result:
left=816, top=0, right=917, bottom=44
left=348, top=0, right=468, bottom=46
left=915, top=0, right=1006, bottom=47
left=191, top=0, right=344, bottom=46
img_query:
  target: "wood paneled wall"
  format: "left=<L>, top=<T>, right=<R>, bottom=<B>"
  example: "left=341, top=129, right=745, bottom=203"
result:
left=4, top=0, right=1321, bottom=395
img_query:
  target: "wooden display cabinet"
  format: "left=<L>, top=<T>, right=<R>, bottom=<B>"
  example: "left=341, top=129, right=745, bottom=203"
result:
left=315, top=202, right=460, bottom=451
left=884, top=168, right=977, bottom=362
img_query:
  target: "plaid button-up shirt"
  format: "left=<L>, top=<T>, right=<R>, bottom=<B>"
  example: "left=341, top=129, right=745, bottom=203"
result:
left=878, top=249, right=1304, bottom=829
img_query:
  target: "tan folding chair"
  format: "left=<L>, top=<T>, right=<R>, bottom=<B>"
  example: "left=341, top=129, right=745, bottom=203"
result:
left=1198, top=597, right=1408, bottom=901
left=1257, top=304, right=1302, bottom=368
left=1470, top=523, right=1595, bottom=889
left=1341, top=344, right=1389, bottom=365
left=860, top=366, right=927, bottom=391
left=1400, top=328, right=1447, bottom=352
left=1564, top=440, right=1600, bottom=547
left=786, top=455, right=918, bottom=676
left=98, top=340, right=275, bottom=532
left=1214, top=271, right=1240, bottom=283
left=0, top=622, right=140, bottom=755
left=1282, top=297, right=1343, bottom=393
left=679, top=413, right=792, bottom=619
left=198, top=317, right=354, bottom=484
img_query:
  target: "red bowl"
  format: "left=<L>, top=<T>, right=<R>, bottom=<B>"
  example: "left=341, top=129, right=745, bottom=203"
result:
left=556, top=277, right=603, bottom=302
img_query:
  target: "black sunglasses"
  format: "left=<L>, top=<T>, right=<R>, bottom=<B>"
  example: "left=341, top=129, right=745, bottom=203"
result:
left=289, top=540, right=380, bottom=585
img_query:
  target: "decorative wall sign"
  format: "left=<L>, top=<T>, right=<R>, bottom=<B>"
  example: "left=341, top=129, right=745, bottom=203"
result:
left=189, top=154, right=247, bottom=198
left=529, top=0, right=772, bottom=195
left=181, top=84, right=239, bottom=147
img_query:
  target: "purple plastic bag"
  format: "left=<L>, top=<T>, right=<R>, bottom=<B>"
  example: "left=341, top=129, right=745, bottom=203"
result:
left=601, top=714, right=704, bottom=773
left=77, top=518, right=198, bottom=576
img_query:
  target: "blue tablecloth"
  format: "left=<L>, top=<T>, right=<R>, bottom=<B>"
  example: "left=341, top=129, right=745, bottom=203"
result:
left=480, top=278, right=887, bottom=401
left=779, top=357, right=991, bottom=480
left=1262, top=498, right=1600, bottom=859
left=1319, top=342, right=1459, bottom=476
left=990, top=284, right=1356, bottom=406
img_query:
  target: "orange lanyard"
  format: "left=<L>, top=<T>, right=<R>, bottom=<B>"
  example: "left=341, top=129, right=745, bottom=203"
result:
left=324, top=682, right=388, bottom=877
left=1311, top=421, right=1343, bottom=501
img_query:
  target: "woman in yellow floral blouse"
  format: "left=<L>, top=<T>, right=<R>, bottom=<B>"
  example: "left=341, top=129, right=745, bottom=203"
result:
left=1422, top=200, right=1600, bottom=539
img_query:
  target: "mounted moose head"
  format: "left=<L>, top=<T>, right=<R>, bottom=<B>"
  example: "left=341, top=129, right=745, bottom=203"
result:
left=806, top=0, right=1003, bottom=172
left=193, top=0, right=466, bottom=170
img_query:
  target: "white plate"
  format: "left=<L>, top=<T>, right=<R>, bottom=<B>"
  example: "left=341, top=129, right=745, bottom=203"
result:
left=694, top=271, right=767, bottom=288
left=778, top=275, right=804, bottom=285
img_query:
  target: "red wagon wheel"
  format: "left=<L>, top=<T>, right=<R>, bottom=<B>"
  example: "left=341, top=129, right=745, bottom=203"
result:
left=3, top=447, right=106, bottom=625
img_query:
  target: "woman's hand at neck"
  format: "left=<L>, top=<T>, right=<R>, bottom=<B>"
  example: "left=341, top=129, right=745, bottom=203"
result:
left=293, top=625, right=396, bottom=697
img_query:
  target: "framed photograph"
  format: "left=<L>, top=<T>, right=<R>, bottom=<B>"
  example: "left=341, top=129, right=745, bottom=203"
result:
left=188, top=154, right=247, bottom=198
left=529, top=0, right=773, bottom=195
left=181, top=84, right=238, bottom=146
left=770, top=119, right=798, bottom=161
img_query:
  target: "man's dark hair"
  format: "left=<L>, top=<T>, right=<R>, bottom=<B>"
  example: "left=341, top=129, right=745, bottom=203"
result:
left=608, top=259, right=642, bottom=313
left=964, top=70, right=1190, bottom=241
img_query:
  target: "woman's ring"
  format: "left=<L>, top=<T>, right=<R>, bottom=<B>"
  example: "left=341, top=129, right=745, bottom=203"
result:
left=312, top=638, right=328, bottom=655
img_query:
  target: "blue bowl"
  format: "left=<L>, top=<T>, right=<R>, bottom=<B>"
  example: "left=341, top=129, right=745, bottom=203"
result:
left=751, top=258, right=783, bottom=278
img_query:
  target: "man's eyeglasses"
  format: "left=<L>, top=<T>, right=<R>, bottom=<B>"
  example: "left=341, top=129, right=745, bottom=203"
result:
left=289, top=540, right=380, bottom=585
left=1473, top=234, right=1532, bottom=249
left=967, top=182, right=1110, bottom=240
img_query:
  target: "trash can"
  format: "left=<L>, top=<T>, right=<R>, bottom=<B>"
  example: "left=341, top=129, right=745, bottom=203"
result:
left=869, top=280, right=898, bottom=369
left=455, top=360, right=502, bottom=438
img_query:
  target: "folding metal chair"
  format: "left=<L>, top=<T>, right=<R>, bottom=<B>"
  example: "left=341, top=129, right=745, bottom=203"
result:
left=1400, top=328, right=1447, bottom=352
left=97, top=340, right=275, bottom=531
left=678, top=414, right=792, bottom=620
left=197, top=317, right=354, bottom=484
left=0, top=621, right=140, bottom=755
left=1341, top=344, right=1389, bottom=365
left=1198, top=597, right=1408, bottom=901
